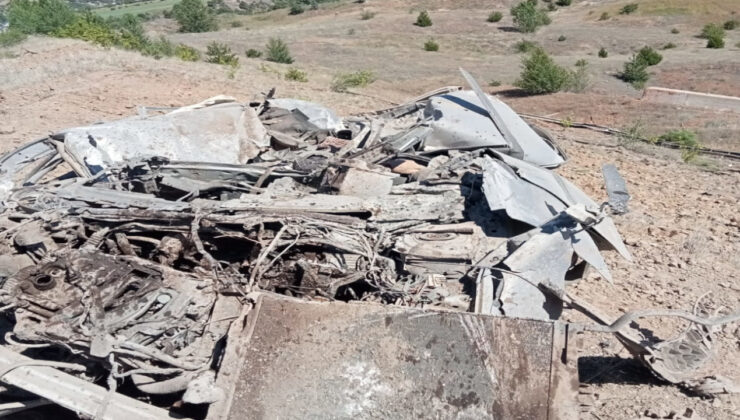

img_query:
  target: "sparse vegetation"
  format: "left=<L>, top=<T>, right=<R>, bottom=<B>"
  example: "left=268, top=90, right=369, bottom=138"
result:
left=360, top=9, right=376, bottom=20
left=706, top=34, right=725, bottom=48
left=423, top=39, right=439, bottom=51
left=599, top=12, right=609, bottom=21
left=557, top=35, right=566, bottom=41
left=489, top=80, right=502, bottom=87
left=657, top=130, right=701, bottom=162
left=245, top=48, right=262, bottom=58
left=636, top=46, right=662, bottom=66
left=515, top=48, right=571, bottom=94
left=701, top=24, right=726, bottom=48
left=289, top=4, right=304, bottom=15
left=661, top=42, right=676, bottom=50
left=172, top=0, right=216, bottom=33
left=415, top=10, right=432, bottom=27
left=331, top=70, right=376, bottom=92
left=285, top=67, right=308, bottom=82
left=619, top=3, right=638, bottom=15
left=0, top=29, right=27, bottom=47
left=230, top=20, right=243, bottom=28
left=555, top=0, right=571, bottom=6
left=510, top=0, right=551, bottom=33
left=598, top=47, right=608, bottom=58
left=671, top=28, right=680, bottom=34
left=175, top=43, right=200, bottom=61
left=619, top=54, right=650, bottom=88
left=568, top=59, right=590, bottom=93
left=487, top=11, right=503, bottom=23
left=205, top=41, right=238, bottom=66
left=723, top=20, right=738, bottom=30
left=515, top=39, right=539, bottom=53
left=265, top=38, right=293, bottom=64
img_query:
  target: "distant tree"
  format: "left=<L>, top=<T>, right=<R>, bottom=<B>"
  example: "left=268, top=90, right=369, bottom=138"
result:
left=7, top=0, right=75, bottom=34
left=510, top=0, right=551, bottom=33
left=265, top=38, right=293, bottom=64
left=172, top=0, right=217, bottom=33
left=515, top=48, right=570, bottom=94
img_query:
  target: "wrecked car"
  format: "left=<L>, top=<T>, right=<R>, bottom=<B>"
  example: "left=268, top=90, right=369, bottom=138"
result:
left=0, top=70, right=736, bottom=419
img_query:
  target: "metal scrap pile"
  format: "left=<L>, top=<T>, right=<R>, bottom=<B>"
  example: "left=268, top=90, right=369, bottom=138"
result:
left=0, top=72, right=736, bottom=419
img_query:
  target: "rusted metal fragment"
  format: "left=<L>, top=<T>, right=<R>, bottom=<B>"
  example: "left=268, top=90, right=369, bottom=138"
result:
left=210, top=294, right=578, bottom=420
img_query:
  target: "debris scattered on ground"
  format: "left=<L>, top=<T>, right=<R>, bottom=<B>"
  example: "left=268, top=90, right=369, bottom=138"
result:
left=0, top=70, right=736, bottom=419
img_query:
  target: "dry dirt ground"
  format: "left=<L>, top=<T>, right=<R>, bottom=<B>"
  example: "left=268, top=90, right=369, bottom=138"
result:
left=0, top=0, right=739, bottom=418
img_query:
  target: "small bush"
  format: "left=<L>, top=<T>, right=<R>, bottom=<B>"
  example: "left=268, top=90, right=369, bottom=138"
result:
left=636, top=46, right=662, bottom=66
left=489, top=80, right=502, bottom=87
left=0, top=28, right=27, bottom=47
left=172, top=0, right=217, bottom=33
left=619, top=54, right=649, bottom=88
left=661, top=42, right=676, bottom=50
left=700, top=23, right=724, bottom=39
left=670, top=28, right=680, bottom=34
left=515, top=39, right=538, bottom=53
left=599, top=12, right=609, bottom=21
left=569, top=60, right=589, bottom=92
left=515, top=48, right=571, bottom=94
left=511, top=0, right=551, bottom=33
left=265, top=38, right=293, bottom=64
left=331, top=70, right=375, bottom=92
left=245, top=48, right=262, bottom=58
left=557, top=35, right=566, bottom=41
left=487, top=11, right=503, bottom=22
left=285, top=67, right=308, bottom=82
left=415, top=10, right=432, bottom=27
left=141, top=36, right=175, bottom=58
left=555, top=0, right=571, bottom=6
left=205, top=41, right=238, bottom=66
left=598, top=47, right=608, bottom=57
left=619, top=3, right=638, bottom=15
left=360, top=9, right=375, bottom=20
left=723, top=20, right=738, bottom=30
left=547, top=2, right=556, bottom=11
left=55, top=13, right=119, bottom=47
left=289, top=4, right=304, bottom=15
left=423, top=38, right=439, bottom=51
left=175, top=44, right=200, bottom=61
left=230, top=20, right=243, bottom=27
left=658, top=130, right=700, bottom=162
left=706, top=34, right=725, bottom=48
left=7, top=0, right=76, bottom=34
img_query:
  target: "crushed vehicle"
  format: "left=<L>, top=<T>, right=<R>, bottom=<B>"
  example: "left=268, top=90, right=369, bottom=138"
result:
left=0, top=70, right=737, bottom=419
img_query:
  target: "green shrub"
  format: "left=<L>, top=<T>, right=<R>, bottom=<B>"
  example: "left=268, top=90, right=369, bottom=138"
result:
left=289, top=4, right=304, bottom=15
left=723, top=19, right=738, bottom=30
left=619, top=3, right=638, bottom=15
left=557, top=35, right=566, bottom=41
left=706, top=34, right=725, bottom=48
left=636, top=46, right=662, bottom=66
left=547, top=2, right=556, bottom=11
left=55, top=13, right=118, bottom=47
left=0, top=28, right=27, bottom=47
left=245, top=48, right=262, bottom=58
left=619, top=55, right=649, bottom=88
left=423, top=38, right=439, bottom=51
left=569, top=59, right=589, bottom=92
left=598, top=47, right=607, bottom=57
left=515, top=39, right=538, bottom=53
left=555, top=0, right=571, bottom=6
left=658, top=130, right=700, bottom=162
left=265, top=38, right=293, bottom=64
left=175, top=44, right=200, bottom=61
left=487, top=11, right=503, bottom=22
left=670, top=28, right=679, bottom=34
left=700, top=23, right=724, bottom=39
left=141, top=36, right=175, bottom=57
left=205, top=41, right=238, bottom=66
left=511, top=0, right=551, bottom=33
left=489, top=80, right=502, bottom=87
left=662, top=42, right=676, bottom=50
left=515, top=48, right=571, bottom=94
left=599, top=12, right=609, bottom=21
left=230, top=20, right=243, bottom=27
left=415, top=10, right=432, bottom=27
left=7, top=0, right=76, bottom=34
left=285, top=67, right=308, bottom=82
left=331, top=70, right=375, bottom=92
left=360, top=9, right=375, bottom=20
left=172, top=0, right=217, bottom=33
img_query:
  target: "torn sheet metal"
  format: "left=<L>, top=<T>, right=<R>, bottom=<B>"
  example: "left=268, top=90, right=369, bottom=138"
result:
left=209, top=294, right=579, bottom=420
left=62, top=102, right=270, bottom=176
left=602, top=163, right=630, bottom=214
left=268, top=98, right=344, bottom=131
